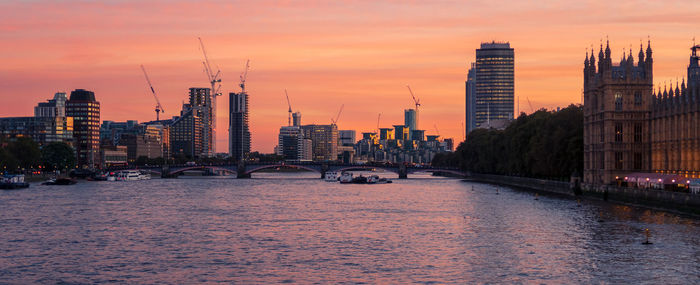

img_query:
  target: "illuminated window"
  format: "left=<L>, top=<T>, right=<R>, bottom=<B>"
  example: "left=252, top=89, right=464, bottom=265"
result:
left=615, top=123, right=623, bottom=142
left=614, top=93, right=623, bottom=111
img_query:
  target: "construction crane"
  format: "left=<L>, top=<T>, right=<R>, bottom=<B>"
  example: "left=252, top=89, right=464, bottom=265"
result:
left=285, top=89, right=292, bottom=126
left=376, top=113, right=382, bottom=133
left=526, top=97, right=535, bottom=113
left=406, top=85, right=421, bottom=129
left=434, top=124, right=440, bottom=137
left=140, top=65, right=165, bottom=121
left=239, top=59, right=250, bottom=93
left=331, top=104, right=344, bottom=125
left=198, top=37, right=221, bottom=153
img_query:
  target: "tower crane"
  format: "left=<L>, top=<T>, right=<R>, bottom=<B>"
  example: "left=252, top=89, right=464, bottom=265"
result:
left=526, top=97, right=535, bottom=113
left=331, top=104, right=344, bottom=125
left=140, top=65, right=165, bottom=121
left=376, top=113, right=381, bottom=133
left=406, top=85, right=421, bottom=129
left=198, top=37, right=221, bottom=153
left=239, top=59, right=250, bottom=93
left=285, top=89, right=292, bottom=126
left=434, top=124, right=440, bottom=137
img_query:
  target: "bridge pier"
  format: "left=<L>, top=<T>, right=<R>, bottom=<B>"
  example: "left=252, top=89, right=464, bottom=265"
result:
left=237, top=161, right=250, bottom=179
left=321, top=164, right=329, bottom=179
left=398, top=164, right=407, bottom=179
left=161, top=165, right=170, bottom=178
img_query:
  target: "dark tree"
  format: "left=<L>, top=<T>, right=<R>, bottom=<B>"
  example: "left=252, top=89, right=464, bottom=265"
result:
left=7, top=137, right=41, bottom=170
left=41, top=142, right=76, bottom=171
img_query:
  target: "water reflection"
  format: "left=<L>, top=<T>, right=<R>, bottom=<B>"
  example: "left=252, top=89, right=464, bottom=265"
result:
left=0, top=174, right=698, bottom=283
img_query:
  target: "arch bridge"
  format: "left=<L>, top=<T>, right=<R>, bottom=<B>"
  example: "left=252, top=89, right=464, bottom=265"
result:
left=108, top=162, right=464, bottom=179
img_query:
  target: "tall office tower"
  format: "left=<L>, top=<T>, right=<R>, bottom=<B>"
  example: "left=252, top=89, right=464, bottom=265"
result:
left=66, top=89, right=100, bottom=168
left=301, top=124, right=339, bottom=161
left=470, top=42, right=515, bottom=129
left=189, top=88, right=213, bottom=157
left=465, top=63, right=476, bottom=135
left=35, top=92, right=67, bottom=118
left=583, top=40, right=653, bottom=185
left=292, top=112, right=302, bottom=127
left=229, top=92, right=250, bottom=162
left=404, top=109, right=417, bottom=139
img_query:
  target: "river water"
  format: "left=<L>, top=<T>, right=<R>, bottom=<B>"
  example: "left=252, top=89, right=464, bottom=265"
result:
left=1, top=172, right=699, bottom=284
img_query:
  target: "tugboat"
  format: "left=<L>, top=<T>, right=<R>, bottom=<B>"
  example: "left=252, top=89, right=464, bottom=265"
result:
left=1, top=174, right=30, bottom=189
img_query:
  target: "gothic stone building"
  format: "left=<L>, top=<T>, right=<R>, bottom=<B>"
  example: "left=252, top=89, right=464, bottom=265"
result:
left=584, top=41, right=700, bottom=185
left=583, top=41, right=654, bottom=185
left=651, top=44, right=700, bottom=176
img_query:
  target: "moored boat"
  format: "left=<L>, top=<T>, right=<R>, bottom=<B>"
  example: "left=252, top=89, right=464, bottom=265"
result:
left=339, top=172, right=354, bottom=184
left=42, top=177, right=77, bottom=185
left=1, top=174, right=30, bottom=189
left=324, top=172, right=339, bottom=182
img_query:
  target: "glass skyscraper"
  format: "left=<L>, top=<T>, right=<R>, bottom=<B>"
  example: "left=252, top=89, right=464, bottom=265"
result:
left=466, top=42, right=514, bottom=134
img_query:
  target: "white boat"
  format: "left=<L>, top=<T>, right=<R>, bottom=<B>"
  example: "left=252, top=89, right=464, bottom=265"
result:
left=113, top=170, right=151, bottom=181
left=324, top=172, right=339, bottom=182
left=339, top=172, right=353, bottom=184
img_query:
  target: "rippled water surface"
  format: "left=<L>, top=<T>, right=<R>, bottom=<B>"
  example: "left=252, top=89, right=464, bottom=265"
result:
left=1, top=172, right=699, bottom=284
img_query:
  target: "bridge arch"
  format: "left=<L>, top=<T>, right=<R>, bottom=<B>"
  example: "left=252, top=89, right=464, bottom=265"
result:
left=168, top=166, right=237, bottom=176
left=333, top=166, right=400, bottom=174
left=245, top=164, right=321, bottom=175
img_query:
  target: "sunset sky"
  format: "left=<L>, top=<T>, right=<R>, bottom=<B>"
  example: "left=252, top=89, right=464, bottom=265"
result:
left=1, top=0, right=698, bottom=152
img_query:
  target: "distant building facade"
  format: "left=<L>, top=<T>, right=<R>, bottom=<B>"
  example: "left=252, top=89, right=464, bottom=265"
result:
left=301, top=124, right=338, bottom=161
left=229, top=92, right=250, bottom=161
left=0, top=92, right=73, bottom=145
left=404, top=109, right=417, bottom=139
left=66, top=89, right=100, bottom=168
left=466, top=42, right=514, bottom=134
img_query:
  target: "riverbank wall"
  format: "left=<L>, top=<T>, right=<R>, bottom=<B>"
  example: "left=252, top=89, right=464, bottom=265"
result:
left=466, top=173, right=700, bottom=215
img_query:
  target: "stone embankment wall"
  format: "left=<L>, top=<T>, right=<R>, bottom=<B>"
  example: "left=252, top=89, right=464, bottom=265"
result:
left=467, top=173, right=700, bottom=215
left=466, top=173, right=575, bottom=196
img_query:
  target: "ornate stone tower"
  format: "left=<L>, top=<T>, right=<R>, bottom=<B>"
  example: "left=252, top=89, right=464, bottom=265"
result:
left=583, top=40, right=654, bottom=185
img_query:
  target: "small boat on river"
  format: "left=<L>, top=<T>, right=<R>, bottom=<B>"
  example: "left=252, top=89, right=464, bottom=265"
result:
left=42, top=177, right=77, bottom=185
left=1, top=174, right=30, bottom=189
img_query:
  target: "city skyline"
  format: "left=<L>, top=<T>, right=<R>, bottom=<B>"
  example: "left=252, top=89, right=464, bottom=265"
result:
left=1, top=1, right=699, bottom=152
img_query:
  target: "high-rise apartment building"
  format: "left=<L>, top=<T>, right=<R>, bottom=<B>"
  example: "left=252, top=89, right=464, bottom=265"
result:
left=66, top=89, right=101, bottom=168
left=169, top=103, right=204, bottom=159
left=466, top=42, right=515, bottom=131
left=277, top=126, right=311, bottom=161
left=189, top=88, right=213, bottom=157
left=229, top=92, right=250, bottom=162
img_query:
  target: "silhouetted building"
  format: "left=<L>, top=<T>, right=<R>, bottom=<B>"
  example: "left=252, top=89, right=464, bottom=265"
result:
left=66, top=89, right=100, bottom=168
left=229, top=92, right=250, bottom=161
left=465, top=63, right=477, bottom=135
left=468, top=42, right=515, bottom=130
